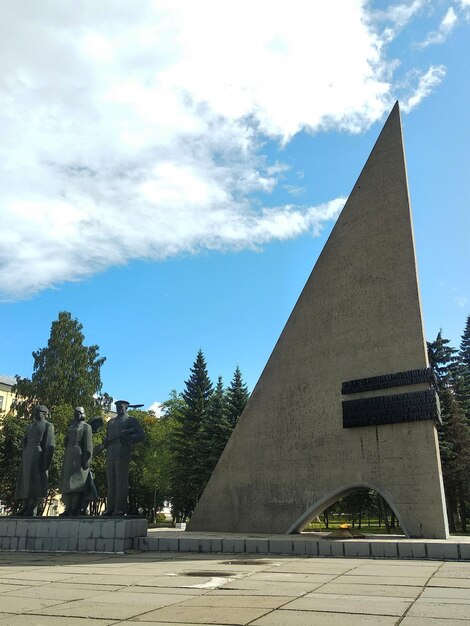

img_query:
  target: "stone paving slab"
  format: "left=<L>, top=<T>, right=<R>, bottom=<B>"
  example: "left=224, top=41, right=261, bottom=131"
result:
left=422, top=585, right=470, bottom=599
left=1, top=550, right=470, bottom=624
left=261, top=560, right=356, bottom=574
left=132, top=604, right=272, bottom=624
left=4, top=583, right=107, bottom=601
left=174, top=594, right=294, bottom=608
left=216, top=579, right=324, bottom=595
left=316, top=581, right=422, bottom=598
left=251, top=611, right=398, bottom=625
left=333, top=573, right=432, bottom=586
left=120, top=623, right=229, bottom=626
left=427, top=576, right=470, bottom=588
left=407, top=600, right=470, bottom=620
left=28, top=596, right=192, bottom=620
left=0, top=617, right=117, bottom=625
left=0, top=596, right=66, bottom=614
left=344, top=563, right=440, bottom=577
left=400, top=618, right=469, bottom=626
left=243, top=572, right=335, bottom=583
left=282, top=592, right=412, bottom=616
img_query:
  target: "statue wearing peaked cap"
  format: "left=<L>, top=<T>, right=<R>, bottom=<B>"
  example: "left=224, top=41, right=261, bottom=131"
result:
left=59, top=406, right=98, bottom=516
left=14, top=405, right=55, bottom=516
left=97, top=400, right=145, bottom=516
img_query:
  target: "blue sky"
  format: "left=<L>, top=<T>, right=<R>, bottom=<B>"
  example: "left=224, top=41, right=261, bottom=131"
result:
left=0, top=1, right=469, bottom=412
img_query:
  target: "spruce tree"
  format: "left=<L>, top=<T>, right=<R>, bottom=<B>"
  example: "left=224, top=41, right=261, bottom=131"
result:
left=438, top=387, right=470, bottom=532
left=169, top=349, right=213, bottom=521
left=427, top=330, right=458, bottom=389
left=457, top=315, right=470, bottom=417
left=226, top=365, right=250, bottom=427
left=13, top=311, right=105, bottom=420
left=428, top=328, right=470, bottom=532
left=460, top=315, right=470, bottom=367
left=199, top=377, right=232, bottom=489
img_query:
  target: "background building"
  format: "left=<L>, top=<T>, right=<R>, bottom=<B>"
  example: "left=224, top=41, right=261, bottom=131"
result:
left=0, top=375, right=16, bottom=416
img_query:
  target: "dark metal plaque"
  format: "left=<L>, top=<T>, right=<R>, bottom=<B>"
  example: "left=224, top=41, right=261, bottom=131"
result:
left=342, top=389, right=440, bottom=429
left=341, top=367, right=436, bottom=395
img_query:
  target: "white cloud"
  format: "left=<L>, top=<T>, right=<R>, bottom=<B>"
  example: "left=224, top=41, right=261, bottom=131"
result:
left=148, top=402, right=164, bottom=417
left=372, top=0, right=427, bottom=44
left=455, top=296, right=468, bottom=308
left=401, top=66, right=447, bottom=112
left=0, top=0, right=452, bottom=300
left=418, top=7, right=458, bottom=47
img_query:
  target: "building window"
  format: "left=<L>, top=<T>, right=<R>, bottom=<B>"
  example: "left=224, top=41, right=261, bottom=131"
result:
left=0, top=396, right=4, bottom=411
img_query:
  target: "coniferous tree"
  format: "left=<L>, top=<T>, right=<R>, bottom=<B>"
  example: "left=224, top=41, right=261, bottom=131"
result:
left=427, top=330, right=458, bottom=389
left=13, top=311, right=106, bottom=420
left=439, top=387, right=470, bottom=532
left=6, top=312, right=107, bottom=508
left=428, top=328, right=470, bottom=532
left=460, top=316, right=470, bottom=367
left=199, top=377, right=232, bottom=489
left=456, top=315, right=470, bottom=417
left=169, top=350, right=213, bottom=521
left=226, top=365, right=250, bottom=427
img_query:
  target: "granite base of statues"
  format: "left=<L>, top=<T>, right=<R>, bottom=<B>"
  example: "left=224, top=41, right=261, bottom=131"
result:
left=0, top=516, right=148, bottom=553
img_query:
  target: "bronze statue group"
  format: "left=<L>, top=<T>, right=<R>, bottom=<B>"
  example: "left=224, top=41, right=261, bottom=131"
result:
left=14, top=401, right=145, bottom=517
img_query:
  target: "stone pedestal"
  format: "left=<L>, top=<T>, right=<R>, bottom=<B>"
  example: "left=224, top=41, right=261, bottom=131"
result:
left=0, top=517, right=148, bottom=553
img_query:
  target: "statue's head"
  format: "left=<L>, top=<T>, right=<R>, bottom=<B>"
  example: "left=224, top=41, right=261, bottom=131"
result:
left=115, top=400, right=129, bottom=416
left=74, top=406, right=86, bottom=422
left=34, top=405, right=49, bottom=421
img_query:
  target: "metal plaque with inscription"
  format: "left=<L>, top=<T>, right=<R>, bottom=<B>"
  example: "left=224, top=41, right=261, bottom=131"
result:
left=342, top=368, right=441, bottom=429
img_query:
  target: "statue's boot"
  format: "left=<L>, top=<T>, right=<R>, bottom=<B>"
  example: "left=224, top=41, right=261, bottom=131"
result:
left=22, top=499, right=39, bottom=516
left=23, top=507, right=35, bottom=516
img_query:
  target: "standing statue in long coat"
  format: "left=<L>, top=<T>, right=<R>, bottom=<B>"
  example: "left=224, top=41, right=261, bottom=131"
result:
left=15, top=405, right=55, bottom=516
left=96, top=400, right=145, bottom=516
left=59, top=406, right=97, bottom=516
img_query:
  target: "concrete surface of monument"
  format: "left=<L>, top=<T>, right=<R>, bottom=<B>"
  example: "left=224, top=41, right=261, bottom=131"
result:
left=189, top=102, right=449, bottom=539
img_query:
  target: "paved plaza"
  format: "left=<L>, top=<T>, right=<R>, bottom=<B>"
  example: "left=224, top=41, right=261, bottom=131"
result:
left=0, top=551, right=469, bottom=624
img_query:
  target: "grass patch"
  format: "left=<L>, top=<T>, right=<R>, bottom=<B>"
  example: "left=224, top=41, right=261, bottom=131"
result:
left=304, top=518, right=404, bottom=535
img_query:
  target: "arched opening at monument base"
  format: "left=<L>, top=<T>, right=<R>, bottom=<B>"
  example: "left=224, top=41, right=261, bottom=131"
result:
left=287, top=483, right=407, bottom=537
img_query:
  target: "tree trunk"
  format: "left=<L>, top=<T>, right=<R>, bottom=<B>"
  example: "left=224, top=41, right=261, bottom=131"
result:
left=379, top=497, right=391, bottom=533
left=458, top=485, right=467, bottom=533
left=446, top=491, right=457, bottom=533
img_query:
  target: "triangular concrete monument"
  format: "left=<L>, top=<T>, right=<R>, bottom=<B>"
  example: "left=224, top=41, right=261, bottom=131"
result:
left=190, top=102, right=449, bottom=539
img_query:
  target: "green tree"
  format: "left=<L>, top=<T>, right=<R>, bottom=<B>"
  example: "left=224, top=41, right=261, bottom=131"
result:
left=169, top=350, right=213, bottom=521
left=7, top=311, right=107, bottom=505
left=199, top=377, right=231, bottom=489
left=439, top=388, right=470, bottom=532
left=13, top=311, right=106, bottom=419
left=427, top=330, right=458, bottom=389
left=197, top=367, right=250, bottom=491
left=460, top=315, right=470, bottom=367
left=428, top=328, right=470, bottom=532
left=456, top=315, right=470, bottom=417
left=226, top=365, right=250, bottom=428
left=0, top=413, right=27, bottom=512
left=126, top=410, right=158, bottom=516
left=140, top=409, right=178, bottom=521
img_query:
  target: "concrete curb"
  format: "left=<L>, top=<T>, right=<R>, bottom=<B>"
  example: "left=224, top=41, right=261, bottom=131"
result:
left=137, top=533, right=470, bottom=561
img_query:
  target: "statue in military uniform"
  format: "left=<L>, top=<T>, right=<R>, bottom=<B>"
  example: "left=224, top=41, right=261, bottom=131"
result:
left=15, top=405, right=55, bottom=516
left=97, top=400, right=145, bottom=516
left=59, top=406, right=98, bottom=516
